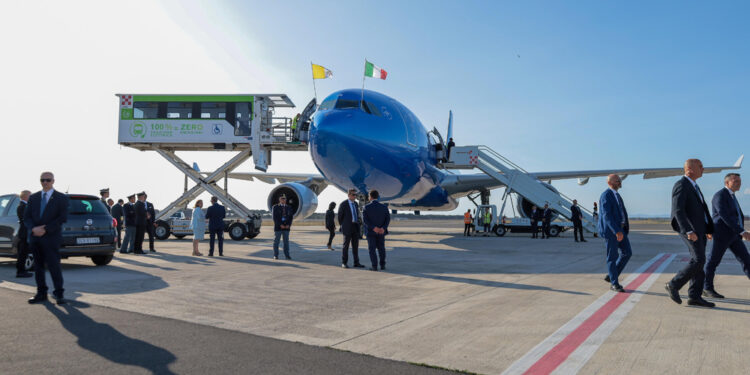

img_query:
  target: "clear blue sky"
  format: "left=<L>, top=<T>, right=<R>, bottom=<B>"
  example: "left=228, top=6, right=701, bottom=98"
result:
left=2, top=1, right=746, bottom=217
left=182, top=0, right=749, bottom=216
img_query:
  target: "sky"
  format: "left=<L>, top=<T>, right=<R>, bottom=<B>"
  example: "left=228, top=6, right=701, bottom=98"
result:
left=0, top=1, right=748, bottom=217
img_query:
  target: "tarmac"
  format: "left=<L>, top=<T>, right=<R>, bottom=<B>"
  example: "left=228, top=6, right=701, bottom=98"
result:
left=1, top=220, right=749, bottom=374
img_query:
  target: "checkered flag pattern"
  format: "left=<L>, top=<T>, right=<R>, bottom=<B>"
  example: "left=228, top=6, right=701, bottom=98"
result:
left=120, top=95, right=133, bottom=108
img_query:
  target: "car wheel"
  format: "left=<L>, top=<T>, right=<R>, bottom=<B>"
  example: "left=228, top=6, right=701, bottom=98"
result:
left=494, top=225, right=507, bottom=237
left=24, top=253, right=35, bottom=271
left=549, top=225, right=561, bottom=237
left=91, top=254, right=113, bottom=266
left=155, top=221, right=171, bottom=240
left=228, top=223, right=247, bottom=241
left=245, top=232, right=259, bottom=239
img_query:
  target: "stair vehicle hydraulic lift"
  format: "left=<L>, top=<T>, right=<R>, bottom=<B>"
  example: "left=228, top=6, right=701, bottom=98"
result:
left=447, top=146, right=598, bottom=237
left=115, top=93, right=316, bottom=240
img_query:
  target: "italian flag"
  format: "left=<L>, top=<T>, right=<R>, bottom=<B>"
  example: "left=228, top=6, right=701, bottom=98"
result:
left=365, top=61, right=387, bottom=80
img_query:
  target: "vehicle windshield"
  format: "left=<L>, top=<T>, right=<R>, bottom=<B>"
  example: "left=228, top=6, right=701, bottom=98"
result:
left=68, top=198, right=109, bottom=215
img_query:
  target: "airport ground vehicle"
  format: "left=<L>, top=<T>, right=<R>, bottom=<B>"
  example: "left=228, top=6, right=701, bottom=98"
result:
left=0, top=193, right=117, bottom=270
left=493, top=217, right=570, bottom=237
left=154, top=209, right=261, bottom=241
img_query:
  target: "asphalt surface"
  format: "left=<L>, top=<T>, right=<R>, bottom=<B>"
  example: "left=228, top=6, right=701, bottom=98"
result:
left=0, top=288, right=460, bottom=375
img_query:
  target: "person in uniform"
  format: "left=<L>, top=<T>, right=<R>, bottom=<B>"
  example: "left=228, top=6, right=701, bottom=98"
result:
left=25, top=172, right=69, bottom=304
left=134, top=192, right=147, bottom=254
left=530, top=205, right=539, bottom=238
left=272, top=195, right=294, bottom=259
left=144, top=193, right=156, bottom=252
left=483, top=209, right=492, bottom=235
left=363, top=190, right=390, bottom=271
left=120, top=194, right=136, bottom=253
left=100, top=188, right=111, bottom=213
left=111, top=199, right=124, bottom=248
left=463, top=209, right=473, bottom=236
left=15, top=190, right=33, bottom=278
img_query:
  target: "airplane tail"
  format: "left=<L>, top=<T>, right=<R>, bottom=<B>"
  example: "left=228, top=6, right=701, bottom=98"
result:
left=446, top=110, right=453, bottom=141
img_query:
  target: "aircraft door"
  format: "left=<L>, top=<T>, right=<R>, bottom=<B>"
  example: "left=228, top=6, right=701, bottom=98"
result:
left=391, top=100, right=418, bottom=148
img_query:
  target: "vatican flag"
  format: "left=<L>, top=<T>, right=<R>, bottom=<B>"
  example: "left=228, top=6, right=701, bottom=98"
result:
left=311, top=63, right=333, bottom=79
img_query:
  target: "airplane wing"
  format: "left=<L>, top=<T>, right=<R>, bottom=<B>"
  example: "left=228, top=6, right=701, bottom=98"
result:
left=442, top=155, right=743, bottom=195
left=225, top=172, right=330, bottom=194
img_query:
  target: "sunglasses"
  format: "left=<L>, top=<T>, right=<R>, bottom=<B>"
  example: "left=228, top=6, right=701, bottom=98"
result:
left=40, top=178, right=52, bottom=182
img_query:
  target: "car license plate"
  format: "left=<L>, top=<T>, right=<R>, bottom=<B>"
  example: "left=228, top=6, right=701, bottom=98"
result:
left=76, top=237, right=100, bottom=245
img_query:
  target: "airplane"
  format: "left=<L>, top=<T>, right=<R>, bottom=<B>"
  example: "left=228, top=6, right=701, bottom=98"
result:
left=227, top=88, right=743, bottom=219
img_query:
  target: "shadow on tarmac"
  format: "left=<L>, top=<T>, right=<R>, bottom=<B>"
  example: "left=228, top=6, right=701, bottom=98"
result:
left=45, top=302, right=177, bottom=375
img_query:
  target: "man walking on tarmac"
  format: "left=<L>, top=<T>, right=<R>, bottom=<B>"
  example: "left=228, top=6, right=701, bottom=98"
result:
left=463, top=209, right=473, bottom=236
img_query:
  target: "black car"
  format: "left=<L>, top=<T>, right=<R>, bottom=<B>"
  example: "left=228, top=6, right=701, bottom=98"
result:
left=0, top=193, right=117, bottom=270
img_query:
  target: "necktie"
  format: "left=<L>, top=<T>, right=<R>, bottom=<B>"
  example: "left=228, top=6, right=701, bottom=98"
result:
left=615, top=192, right=625, bottom=224
left=732, top=194, right=743, bottom=227
left=40, top=192, right=48, bottom=215
left=694, top=183, right=710, bottom=223
left=350, top=201, right=357, bottom=223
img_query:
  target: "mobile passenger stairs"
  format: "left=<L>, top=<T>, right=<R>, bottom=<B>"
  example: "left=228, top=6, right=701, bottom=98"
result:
left=115, top=93, right=316, bottom=239
left=446, top=145, right=598, bottom=236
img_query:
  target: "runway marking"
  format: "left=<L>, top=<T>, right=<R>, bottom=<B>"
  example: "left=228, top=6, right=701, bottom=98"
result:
left=501, top=253, right=675, bottom=375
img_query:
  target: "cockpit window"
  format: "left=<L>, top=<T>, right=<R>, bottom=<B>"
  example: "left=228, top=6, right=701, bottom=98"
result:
left=318, top=97, right=336, bottom=111
left=334, top=99, right=360, bottom=109
left=364, top=101, right=381, bottom=116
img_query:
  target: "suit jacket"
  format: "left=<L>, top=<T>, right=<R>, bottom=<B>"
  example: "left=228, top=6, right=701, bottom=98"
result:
left=543, top=208, right=552, bottom=224
left=671, top=176, right=713, bottom=236
left=363, top=200, right=390, bottom=236
left=570, top=205, right=582, bottom=223
left=325, top=209, right=335, bottom=229
left=338, top=200, right=361, bottom=234
left=101, top=198, right=111, bottom=213
left=23, top=190, right=69, bottom=245
left=712, top=188, right=745, bottom=237
left=123, top=202, right=136, bottom=226
left=205, top=203, right=226, bottom=230
left=145, top=202, right=156, bottom=224
left=272, top=204, right=294, bottom=231
left=16, top=200, right=27, bottom=240
left=598, top=189, right=629, bottom=238
left=531, top=209, right=541, bottom=224
left=134, top=201, right=147, bottom=227
left=111, top=203, right=124, bottom=227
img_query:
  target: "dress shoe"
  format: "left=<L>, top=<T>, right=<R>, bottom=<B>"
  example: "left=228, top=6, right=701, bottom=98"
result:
left=665, top=283, right=682, bottom=304
left=687, top=298, right=715, bottom=308
left=273, top=256, right=278, bottom=260
left=581, top=239, right=587, bottom=242
left=119, top=250, right=128, bottom=254
left=369, top=267, right=378, bottom=271
left=28, top=295, right=48, bottom=304
left=208, top=253, right=214, bottom=257
left=702, top=289, right=725, bottom=299
left=54, top=297, right=66, bottom=305
left=134, top=250, right=146, bottom=254
left=380, top=265, right=386, bottom=271
left=353, top=264, right=365, bottom=268
left=341, top=263, right=349, bottom=268
left=219, top=253, right=224, bottom=257
left=149, top=249, right=156, bottom=252
left=285, top=256, right=292, bottom=260
left=16, top=272, right=33, bottom=278
left=610, top=284, right=625, bottom=293
left=604, top=275, right=611, bottom=283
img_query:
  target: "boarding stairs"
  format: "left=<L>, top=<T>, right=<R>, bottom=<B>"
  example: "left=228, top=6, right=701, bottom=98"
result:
left=449, top=146, right=598, bottom=233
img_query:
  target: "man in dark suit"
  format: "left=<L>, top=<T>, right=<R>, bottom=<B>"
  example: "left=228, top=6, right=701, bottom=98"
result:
left=134, top=192, right=147, bottom=254
left=542, top=204, right=552, bottom=239
left=570, top=199, right=586, bottom=242
left=338, top=189, right=365, bottom=268
left=24, top=172, right=69, bottom=304
left=100, top=188, right=110, bottom=213
left=363, top=190, right=390, bottom=271
left=205, top=196, right=226, bottom=256
left=111, top=199, right=124, bottom=248
left=144, top=193, right=156, bottom=252
left=446, top=138, right=455, bottom=161
left=665, top=159, right=715, bottom=307
left=529, top=205, right=539, bottom=238
left=120, top=194, right=136, bottom=254
left=15, top=190, right=33, bottom=278
left=598, top=174, right=631, bottom=292
left=272, top=195, right=294, bottom=259
left=703, top=173, right=750, bottom=298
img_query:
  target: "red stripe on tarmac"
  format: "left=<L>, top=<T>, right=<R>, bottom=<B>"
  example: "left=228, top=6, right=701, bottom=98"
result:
left=523, top=253, right=671, bottom=375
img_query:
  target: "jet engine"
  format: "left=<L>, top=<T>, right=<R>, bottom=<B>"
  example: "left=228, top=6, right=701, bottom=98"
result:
left=267, top=183, right=318, bottom=219
left=515, top=182, right=560, bottom=221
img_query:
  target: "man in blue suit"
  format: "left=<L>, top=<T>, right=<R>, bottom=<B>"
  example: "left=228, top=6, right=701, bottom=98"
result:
left=338, top=189, right=365, bottom=268
left=272, top=195, right=294, bottom=260
left=363, top=190, right=390, bottom=271
left=23, top=172, right=69, bottom=304
left=598, top=174, right=631, bottom=293
left=703, top=173, right=750, bottom=298
left=205, top=196, right=226, bottom=256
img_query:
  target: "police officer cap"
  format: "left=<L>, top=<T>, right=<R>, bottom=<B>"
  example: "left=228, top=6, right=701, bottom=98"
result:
left=137, top=191, right=146, bottom=197
left=100, top=188, right=110, bottom=194
left=279, top=194, right=286, bottom=199
left=127, top=194, right=136, bottom=199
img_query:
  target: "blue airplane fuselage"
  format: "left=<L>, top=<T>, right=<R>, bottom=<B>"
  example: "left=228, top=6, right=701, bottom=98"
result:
left=310, top=89, right=456, bottom=209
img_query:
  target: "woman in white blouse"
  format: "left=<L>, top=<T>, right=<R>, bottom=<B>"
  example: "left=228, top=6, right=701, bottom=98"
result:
left=190, top=200, right=205, bottom=256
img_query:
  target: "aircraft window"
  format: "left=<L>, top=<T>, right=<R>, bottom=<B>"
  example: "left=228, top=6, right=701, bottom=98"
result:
left=318, top=97, right=336, bottom=111
left=133, top=102, right=159, bottom=119
left=167, top=102, right=193, bottom=118
left=365, top=102, right=381, bottom=116
left=335, top=99, right=360, bottom=109
left=200, top=102, right=227, bottom=119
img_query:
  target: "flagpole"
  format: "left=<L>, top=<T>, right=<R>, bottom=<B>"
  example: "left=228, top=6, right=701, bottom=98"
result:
left=311, top=62, right=318, bottom=103
left=361, top=58, right=367, bottom=109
